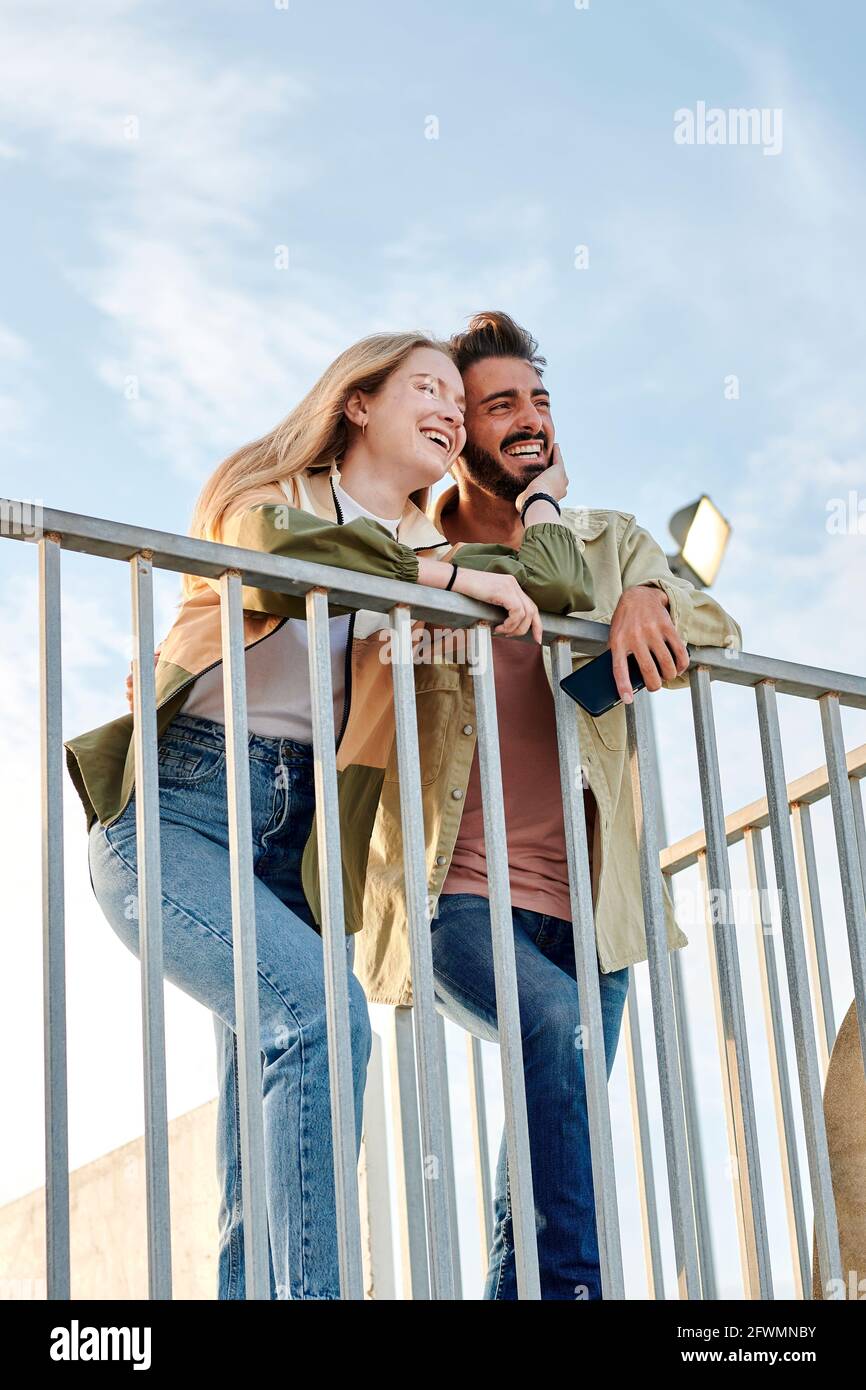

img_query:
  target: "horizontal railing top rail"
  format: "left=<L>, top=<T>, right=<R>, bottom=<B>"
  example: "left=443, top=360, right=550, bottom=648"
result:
left=3, top=500, right=866, bottom=706
left=662, top=742, right=866, bottom=874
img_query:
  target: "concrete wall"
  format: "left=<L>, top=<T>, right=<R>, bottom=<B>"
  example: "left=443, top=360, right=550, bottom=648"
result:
left=0, top=1099, right=219, bottom=1300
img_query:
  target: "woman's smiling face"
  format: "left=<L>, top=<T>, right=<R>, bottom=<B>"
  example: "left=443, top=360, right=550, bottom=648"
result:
left=359, top=346, right=467, bottom=487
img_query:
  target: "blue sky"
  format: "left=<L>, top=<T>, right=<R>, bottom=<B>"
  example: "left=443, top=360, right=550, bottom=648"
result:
left=1, top=0, right=864, bottom=1299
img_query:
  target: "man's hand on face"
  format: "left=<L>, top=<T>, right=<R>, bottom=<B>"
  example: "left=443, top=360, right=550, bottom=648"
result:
left=608, top=586, right=690, bottom=704
left=514, top=442, right=569, bottom=513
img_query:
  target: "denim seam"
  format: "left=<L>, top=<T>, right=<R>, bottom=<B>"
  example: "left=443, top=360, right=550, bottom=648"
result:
left=492, top=1154, right=512, bottom=1300
left=227, top=1029, right=243, bottom=1299
left=158, top=735, right=226, bottom=757
left=156, top=753, right=227, bottom=788
left=427, top=963, right=495, bottom=1022
left=161, top=728, right=310, bottom=770
left=261, top=780, right=292, bottom=853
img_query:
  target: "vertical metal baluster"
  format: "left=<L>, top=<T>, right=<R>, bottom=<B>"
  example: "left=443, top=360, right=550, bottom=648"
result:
left=38, top=535, right=70, bottom=1300
left=466, top=1034, right=493, bottom=1267
left=627, top=689, right=700, bottom=1298
left=219, top=571, right=269, bottom=1299
left=743, top=824, right=815, bottom=1298
left=130, top=553, right=172, bottom=1299
left=691, top=666, right=771, bottom=1298
left=358, top=1031, right=396, bottom=1300
left=697, top=853, right=750, bottom=1289
left=792, top=803, right=836, bottom=1073
left=819, top=694, right=866, bottom=1085
left=623, top=970, right=665, bottom=1298
left=645, top=694, right=716, bottom=1301
left=306, top=587, right=364, bottom=1299
left=435, top=1013, right=463, bottom=1298
left=390, top=1006, right=430, bottom=1299
left=550, top=638, right=624, bottom=1298
left=751, top=682, right=849, bottom=1295
left=851, top=776, right=866, bottom=914
left=669, top=947, right=717, bottom=1300
left=469, top=622, right=541, bottom=1299
left=388, top=604, right=455, bottom=1298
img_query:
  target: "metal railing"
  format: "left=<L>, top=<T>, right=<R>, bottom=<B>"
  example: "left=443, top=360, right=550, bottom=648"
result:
left=2, top=499, right=865, bottom=1301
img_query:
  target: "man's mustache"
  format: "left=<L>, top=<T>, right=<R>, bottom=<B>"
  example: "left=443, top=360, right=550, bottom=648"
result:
left=499, top=430, right=549, bottom=452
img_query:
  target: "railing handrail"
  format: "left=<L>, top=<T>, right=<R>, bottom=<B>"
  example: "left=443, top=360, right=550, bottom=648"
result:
left=662, top=742, right=866, bottom=874
left=3, top=498, right=865, bottom=706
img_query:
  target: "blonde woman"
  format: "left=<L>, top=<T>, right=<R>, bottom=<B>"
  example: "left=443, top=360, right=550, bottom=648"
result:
left=66, top=332, right=593, bottom=1299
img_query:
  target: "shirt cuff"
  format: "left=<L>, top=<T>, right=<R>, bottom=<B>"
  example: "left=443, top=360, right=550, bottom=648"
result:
left=394, top=545, right=420, bottom=584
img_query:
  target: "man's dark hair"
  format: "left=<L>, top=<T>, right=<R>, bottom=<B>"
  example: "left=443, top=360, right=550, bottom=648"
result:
left=449, top=311, right=546, bottom=377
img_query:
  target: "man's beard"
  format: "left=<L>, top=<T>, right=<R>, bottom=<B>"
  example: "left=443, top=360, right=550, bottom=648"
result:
left=461, top=437, right=549, bottom=502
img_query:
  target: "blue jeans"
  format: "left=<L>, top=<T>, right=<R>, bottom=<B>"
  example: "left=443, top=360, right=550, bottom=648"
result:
left=87, top=712, right=372, bottom=1300
left=431, top=891, right=629, bottom=1300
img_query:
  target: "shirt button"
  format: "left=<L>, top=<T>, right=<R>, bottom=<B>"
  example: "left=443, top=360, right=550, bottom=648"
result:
left=462, top=724, right=474, bottom=735
left=436, top=854, right=447, bottom=866
left=451, top=788, right=463, bottom=800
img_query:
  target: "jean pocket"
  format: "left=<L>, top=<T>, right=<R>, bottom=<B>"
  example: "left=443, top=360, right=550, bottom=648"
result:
left=156, top=737, right=226, bottom=786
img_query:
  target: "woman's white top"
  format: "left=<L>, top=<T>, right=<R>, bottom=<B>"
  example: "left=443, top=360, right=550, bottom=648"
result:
left=181, top=480, right=401, bottom=742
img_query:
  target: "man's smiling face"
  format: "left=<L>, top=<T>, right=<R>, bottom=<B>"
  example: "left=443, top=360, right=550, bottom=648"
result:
left=458, top=355, right=554, bottom=502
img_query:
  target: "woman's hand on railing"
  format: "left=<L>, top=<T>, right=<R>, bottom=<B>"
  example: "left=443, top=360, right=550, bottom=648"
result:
left=454, top=570, right=542, bottom=641
left=417, top=557, right=543, bottom=642
left=125, top=648, right=162, bottom=712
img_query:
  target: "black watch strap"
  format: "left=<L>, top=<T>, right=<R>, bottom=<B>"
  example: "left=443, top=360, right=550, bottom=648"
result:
left=520, top=492, right=561, bottom=524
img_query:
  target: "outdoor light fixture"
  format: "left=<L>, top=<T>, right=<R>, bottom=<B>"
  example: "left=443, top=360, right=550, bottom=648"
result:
left=666, top=494, right=731, bottom=589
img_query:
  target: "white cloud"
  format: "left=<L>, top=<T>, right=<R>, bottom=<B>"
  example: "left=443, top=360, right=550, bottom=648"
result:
left=80, top=236, right=351, bottom=476
left=0, top=0, right=572, bottom=482
left=0, top=1, right=306, bottom=218
left=0, top=0, right=328, bottom=476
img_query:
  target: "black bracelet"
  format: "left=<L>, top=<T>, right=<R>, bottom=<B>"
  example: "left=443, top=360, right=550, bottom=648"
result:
left=520, top=492, right=561, bottom=525
left=445, top=562, right=458, bottom=591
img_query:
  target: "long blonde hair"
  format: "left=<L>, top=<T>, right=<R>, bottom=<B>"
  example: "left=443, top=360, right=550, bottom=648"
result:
left=182, top=331, right=453, bottom=598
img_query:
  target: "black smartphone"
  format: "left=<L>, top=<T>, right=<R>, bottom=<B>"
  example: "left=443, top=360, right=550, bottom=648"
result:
left=559, top=647, right=650, bottom=717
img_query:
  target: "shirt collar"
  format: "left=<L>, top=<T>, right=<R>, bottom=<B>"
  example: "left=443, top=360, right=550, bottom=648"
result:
left=294, top=461, right=452, bottom=552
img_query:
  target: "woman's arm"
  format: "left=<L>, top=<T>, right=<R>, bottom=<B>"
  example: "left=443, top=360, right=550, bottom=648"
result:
left=205, top=502, right=420, bottom=620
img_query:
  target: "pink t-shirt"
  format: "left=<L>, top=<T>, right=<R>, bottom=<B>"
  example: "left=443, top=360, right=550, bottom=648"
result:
left=441, top=637, right=596, bottom=922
